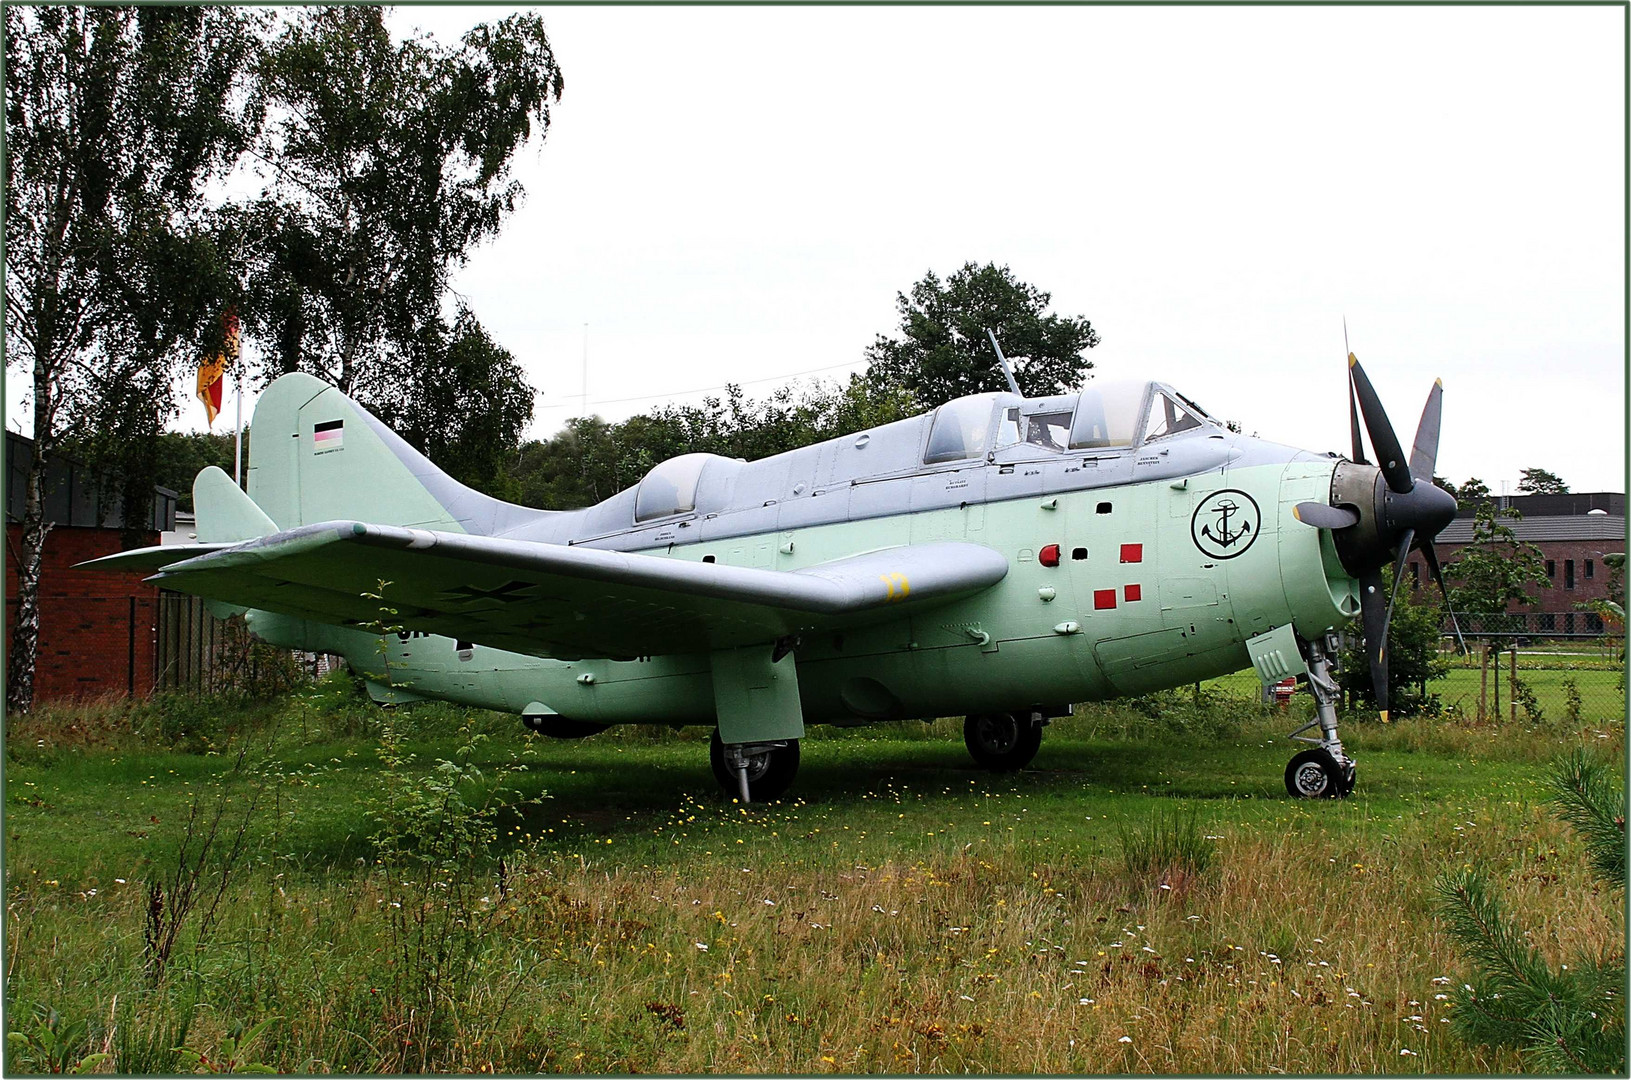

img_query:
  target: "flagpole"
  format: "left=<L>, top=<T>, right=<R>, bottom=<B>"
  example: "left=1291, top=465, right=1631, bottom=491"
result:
left=233, top=347, right=243, bottom=488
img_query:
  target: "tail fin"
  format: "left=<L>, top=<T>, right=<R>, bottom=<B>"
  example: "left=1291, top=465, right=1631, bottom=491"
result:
left=246, top=372, right=549, bottom=535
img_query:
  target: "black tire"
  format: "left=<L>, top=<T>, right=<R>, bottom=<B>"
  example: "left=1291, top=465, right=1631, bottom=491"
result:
left=1285, top=748, right=1352, bottom=799
left=963, top=712, right=1043, bottom=771
left=709, top=730, right=800, bottom=802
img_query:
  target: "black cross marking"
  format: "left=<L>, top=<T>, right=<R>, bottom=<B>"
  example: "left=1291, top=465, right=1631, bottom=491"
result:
left=440, top=580, right=539, bottom=605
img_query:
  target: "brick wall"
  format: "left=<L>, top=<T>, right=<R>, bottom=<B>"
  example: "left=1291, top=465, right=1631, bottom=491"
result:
left=4, top=525, right=159, bottom=701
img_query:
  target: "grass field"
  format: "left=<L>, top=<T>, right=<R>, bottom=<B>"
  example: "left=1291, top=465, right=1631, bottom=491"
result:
left=4, top=669, right=1624, bottom=1074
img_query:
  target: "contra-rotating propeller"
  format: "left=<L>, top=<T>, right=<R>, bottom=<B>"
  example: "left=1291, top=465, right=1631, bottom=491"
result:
left=1293, top=353, right=1464, bottom=721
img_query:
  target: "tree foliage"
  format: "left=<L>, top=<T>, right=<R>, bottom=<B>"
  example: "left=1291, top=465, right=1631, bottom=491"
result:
left=1454, top=476, right=1492, bottom=511
left=1445, top=504, right=1550, bottom=629
left=239, top=6, right=561, bottom=482
left=864, top=262, right=1098, bottom=408
left=1434, top=749, right=1624, bottom=1074
left=1516, top=467, right=1570, bottom=495
left=1337, top=584, right=1451, bottom=715
left=4, top=5, right=261, bottom=711
left=513, top=377, right=916, bottom=510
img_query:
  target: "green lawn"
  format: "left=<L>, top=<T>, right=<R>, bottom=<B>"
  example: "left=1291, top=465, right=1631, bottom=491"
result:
left=4, top=685, right=1623, bottom=1073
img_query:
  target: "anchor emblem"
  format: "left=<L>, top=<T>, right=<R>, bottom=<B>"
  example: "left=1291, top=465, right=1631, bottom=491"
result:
left=1191, top=489, right=1262, bottom=560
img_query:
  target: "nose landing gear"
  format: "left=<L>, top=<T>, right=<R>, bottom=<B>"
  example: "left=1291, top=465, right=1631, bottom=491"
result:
left=1285, top=635, right=1356, bottom=798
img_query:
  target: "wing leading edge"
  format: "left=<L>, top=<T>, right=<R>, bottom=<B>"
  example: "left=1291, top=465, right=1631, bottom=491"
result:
left=85, top=523, right=1008, bottom=659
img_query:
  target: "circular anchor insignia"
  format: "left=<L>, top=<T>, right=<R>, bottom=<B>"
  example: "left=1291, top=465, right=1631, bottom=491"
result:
left=1191, top=489, right=1262, bottom=560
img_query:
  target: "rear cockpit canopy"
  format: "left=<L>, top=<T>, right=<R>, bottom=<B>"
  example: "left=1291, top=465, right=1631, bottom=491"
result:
left=634, top=453, right=744, bottom=522
left=924, top=380, right=1219, bottom=465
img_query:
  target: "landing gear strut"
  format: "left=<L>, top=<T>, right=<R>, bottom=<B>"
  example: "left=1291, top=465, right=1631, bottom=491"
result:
left=1285, top=634, right=1356, bottom=798
left=709, top=729, right=799, bottom=803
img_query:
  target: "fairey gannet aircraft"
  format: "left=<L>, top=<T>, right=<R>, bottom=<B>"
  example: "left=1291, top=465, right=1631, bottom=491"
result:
left=89, top=354, right=1457, bottom=802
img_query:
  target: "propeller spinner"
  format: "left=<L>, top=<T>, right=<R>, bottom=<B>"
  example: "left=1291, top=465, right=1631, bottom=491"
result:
left=1293, top=354, right=1460, bottom=721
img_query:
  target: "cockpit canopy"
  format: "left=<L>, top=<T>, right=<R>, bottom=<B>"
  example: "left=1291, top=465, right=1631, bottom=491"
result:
left=634, top=453, right=742, bottom=522
left=923, top=379, right=1218, bottom=464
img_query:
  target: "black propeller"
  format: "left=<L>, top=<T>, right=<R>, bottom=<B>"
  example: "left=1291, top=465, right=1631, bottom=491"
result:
left=1295, top=353, right=1460, bottom=720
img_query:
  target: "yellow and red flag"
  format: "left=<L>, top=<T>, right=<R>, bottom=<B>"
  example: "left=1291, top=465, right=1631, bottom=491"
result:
left=196, top=308, right=239, bottom=426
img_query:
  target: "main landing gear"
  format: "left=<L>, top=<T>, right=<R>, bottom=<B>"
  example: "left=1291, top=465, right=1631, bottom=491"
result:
left=710, top=729, right=800, bottom=803
left=1284, top=634, right=1356, bottom=799
left=964, top=711, right=1045, bottom=771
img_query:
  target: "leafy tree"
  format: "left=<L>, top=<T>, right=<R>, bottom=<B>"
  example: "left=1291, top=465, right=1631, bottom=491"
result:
left=1455, top=476, right=1492, bottom=511
left=1432, top=475, right=1457, bottom=501
left=864, top=262, right=1098, bottom=408
left=1517, top=467, right=1570, bottom=495
left=1434, top=748, right=1624, bottom=1073
left=1338, top=581, right=1451, bottom=715
left=241, top=6, right=560, bottom=489
left=513, top=376, right=917, bottom=511
left=1445, top=504, right=1550, bottom=634
left=4, top=5, right=261, bottom=712
left=392, top=307, right=535, bottom=499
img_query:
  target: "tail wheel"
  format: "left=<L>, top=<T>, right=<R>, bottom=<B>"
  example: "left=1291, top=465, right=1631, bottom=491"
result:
left=1285, top=747, right=1355, bottom=799
left=963, top=712, right=1043, bottom=771
left=709, top=730, right=800, bottom=802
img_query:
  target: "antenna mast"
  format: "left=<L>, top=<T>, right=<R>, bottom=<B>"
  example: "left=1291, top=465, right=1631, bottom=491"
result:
left=985, top=328, right=1022, bottom=396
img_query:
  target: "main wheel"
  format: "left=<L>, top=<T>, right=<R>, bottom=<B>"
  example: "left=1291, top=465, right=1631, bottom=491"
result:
left=1285, top=748, right=1353, bottom=799
left=963, top=712, right=1043, bottom=771
left=709, top=730, right=800, bottom=802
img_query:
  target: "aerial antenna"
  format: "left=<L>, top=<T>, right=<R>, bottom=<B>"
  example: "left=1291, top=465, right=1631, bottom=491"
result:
left=985, top=328, right=1022, bottom=396
left=1343, top=314, right=1350, bottom=357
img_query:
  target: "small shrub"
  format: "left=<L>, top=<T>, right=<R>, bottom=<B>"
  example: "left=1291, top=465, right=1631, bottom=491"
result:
left=1512, top=678, right=1544, bottom=724
left=1563, top=677, right=1584, bottom=724
left=5, top=1004, right=109, bottom=1075
left=1117, top=807, right=1214, bottom=888
left=1434, top=748, right=1625, bottom=1073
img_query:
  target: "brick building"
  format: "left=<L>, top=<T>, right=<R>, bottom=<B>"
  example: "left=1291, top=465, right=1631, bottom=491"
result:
left=1405, top=491, right=1626, bottom=637
left=4, top=432, right=177, bottom=701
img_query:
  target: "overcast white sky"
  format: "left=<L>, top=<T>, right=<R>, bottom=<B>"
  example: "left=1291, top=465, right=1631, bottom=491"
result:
left=18, top=5, right=1626, bottom=495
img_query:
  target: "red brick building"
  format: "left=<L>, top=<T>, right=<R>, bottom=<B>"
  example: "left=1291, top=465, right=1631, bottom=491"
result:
left=1405, top=492, right=1626, bottom=637
left=5, top=432, right=177, bottom=701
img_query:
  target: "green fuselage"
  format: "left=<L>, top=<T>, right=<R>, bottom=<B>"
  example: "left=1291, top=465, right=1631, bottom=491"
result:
left=256, top=457, right=1358, bottom=728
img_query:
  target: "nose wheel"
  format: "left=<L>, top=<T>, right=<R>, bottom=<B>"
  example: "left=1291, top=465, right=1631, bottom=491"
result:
left=1285, top=747, right=1356, bottom=798
left=1285, top=635, right=1357, bottom=799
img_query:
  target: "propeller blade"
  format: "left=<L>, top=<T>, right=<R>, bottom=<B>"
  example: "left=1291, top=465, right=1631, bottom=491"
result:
left=1409, top=378, right=1443, bottom=483
left=1348, top=354, right=1414, bottom=495
left=1293, top=502, right=1361, bottom=530
left=1421, top=539, right=1469, bottom=655
left=1359, top=568, right=1390, bottom=720
left=1347, top=363, right=1369, bottom=466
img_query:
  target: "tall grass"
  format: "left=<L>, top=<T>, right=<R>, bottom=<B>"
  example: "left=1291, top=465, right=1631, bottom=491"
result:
left=4, top=681, right=1623, bottom=1073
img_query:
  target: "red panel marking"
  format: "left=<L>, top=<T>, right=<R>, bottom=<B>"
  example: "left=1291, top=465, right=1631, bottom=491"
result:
left=1039, top=543, right=1061, bottom=567
left=1124, top=583, right=1142, bottom=602
left=1120, top=543, right=1143, bottom=564
left=1093, top=588, right=1117, bottom=610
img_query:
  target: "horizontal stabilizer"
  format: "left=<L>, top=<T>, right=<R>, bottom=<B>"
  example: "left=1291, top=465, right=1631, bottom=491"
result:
left=77, top=543, right=235, bottom=573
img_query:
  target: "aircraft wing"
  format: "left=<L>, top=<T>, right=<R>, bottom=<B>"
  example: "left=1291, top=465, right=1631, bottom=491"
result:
left=86, top=521, right=1008, bottom=659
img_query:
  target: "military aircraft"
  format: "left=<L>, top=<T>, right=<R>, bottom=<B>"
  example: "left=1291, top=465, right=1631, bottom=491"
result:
left=88, top=350, right=1457, bottom=803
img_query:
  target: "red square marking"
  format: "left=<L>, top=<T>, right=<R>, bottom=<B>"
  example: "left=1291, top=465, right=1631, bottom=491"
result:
left=1120, top=543, right=1143, bottom=564
left=1124, top=583, right=1142, bottom=602
left=1093, top=588, right=1117, bottom=610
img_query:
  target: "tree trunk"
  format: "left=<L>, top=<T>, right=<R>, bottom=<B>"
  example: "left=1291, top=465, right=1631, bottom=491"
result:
left=7, top=412, right=54, bottom=715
